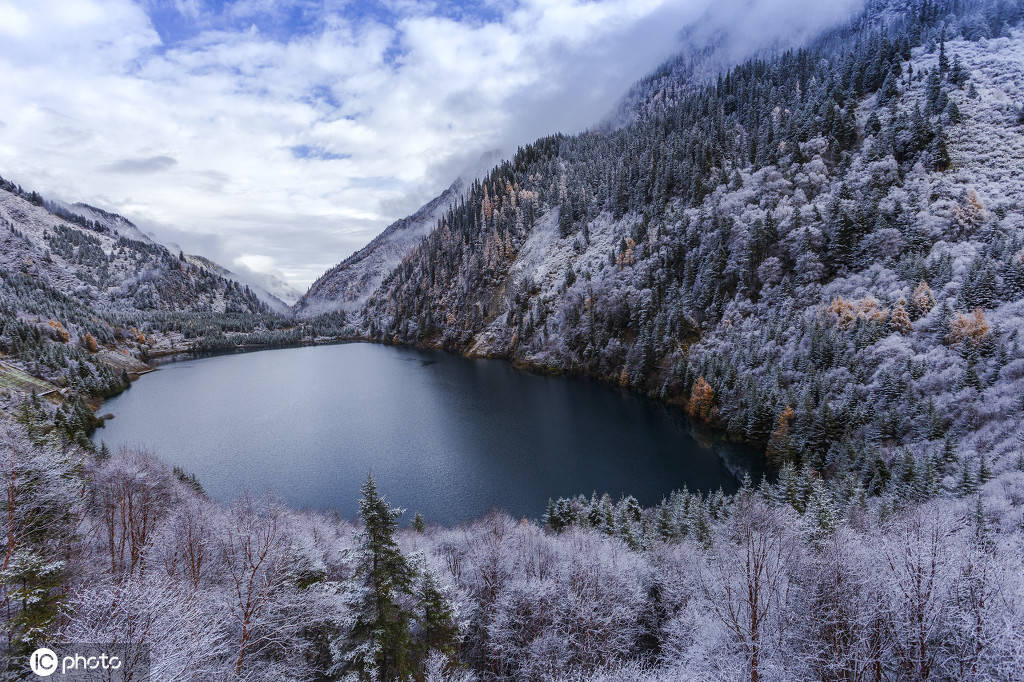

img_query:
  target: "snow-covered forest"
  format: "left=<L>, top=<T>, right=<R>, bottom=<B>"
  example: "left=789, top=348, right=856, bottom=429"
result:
left=3, top=0, right=1024, bottom=679
left=2, top=405, right=1023, bottom=681
left=363, top=0, right=1024, bottom=557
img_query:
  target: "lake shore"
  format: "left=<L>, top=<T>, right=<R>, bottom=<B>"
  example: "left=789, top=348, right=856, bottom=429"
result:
left=93, top=342, right=761, bottom=523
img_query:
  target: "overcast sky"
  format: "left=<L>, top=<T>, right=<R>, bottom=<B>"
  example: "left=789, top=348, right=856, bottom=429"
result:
left=0, top=0, right=864, bottom=291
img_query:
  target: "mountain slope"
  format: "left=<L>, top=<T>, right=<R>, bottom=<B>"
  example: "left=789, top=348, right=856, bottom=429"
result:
left=0, top=177, right=280, bottom=403
left=185, top=254, right=296, bottom=314
left=295, top=179, right=465, bottom=316
left=65, top=201, right=159, bottom=245
left=0, top=181, right=270, bottom=318
left=362, top=0, right=1024, bottom=501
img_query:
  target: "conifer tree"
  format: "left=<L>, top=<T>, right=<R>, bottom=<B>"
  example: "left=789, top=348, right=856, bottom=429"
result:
left=413, top=573, right=459, bottom=673
left=766, top=406, right=796, bottom=469
left=959, top=460, right=978, bottom=496
left=929, top=123, right=952, bottom=170
left=337, top=475, right=417, bottom=681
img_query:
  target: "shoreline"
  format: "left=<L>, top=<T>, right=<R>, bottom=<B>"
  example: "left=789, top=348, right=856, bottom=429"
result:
left=89, top=331, right=768, bottom=498
left=89, top=331, right=767, bottom=479
left=88, top=333, right=361, bottom=417
left=369, top=332, right=767, bottom=454
left=89, top=337, right=764, bottom=521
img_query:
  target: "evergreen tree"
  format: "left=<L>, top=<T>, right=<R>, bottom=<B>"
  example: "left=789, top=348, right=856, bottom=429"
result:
left=413, top=573, right=460, bottom=673
left=978, top=454, right=993, bottom=485
left=958, top=459, right=978, bottom=496
left=0, top=416, right=82, bottom=656
left=938, top=30, right=950, bottom=76
left=336, top=475, right=418, bottom=681
left=804, top=479, right=839, bottom=535
left=929, top=123, right=952, bottom=170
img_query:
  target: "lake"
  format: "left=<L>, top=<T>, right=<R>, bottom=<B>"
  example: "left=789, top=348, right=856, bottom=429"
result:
left=94, top=343, right=761, bottom=524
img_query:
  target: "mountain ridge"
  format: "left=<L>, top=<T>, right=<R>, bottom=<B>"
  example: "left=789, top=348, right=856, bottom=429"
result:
left=295, top=178, right=466, bottom=317
left=357, top=0, right=1024, bottom=503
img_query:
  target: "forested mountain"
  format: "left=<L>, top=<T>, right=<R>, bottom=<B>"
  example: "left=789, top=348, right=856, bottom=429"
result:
left=362, top=0, right=1024, bottom=510
left=295, top=179, right=466, bottom=316
left=3, top=0, right=1024, bottom=680
left=0, top=176, right=270, bottom=317
left=0, top=177, right=310, bottom=417
left=185, top=253, right=297, bottom=314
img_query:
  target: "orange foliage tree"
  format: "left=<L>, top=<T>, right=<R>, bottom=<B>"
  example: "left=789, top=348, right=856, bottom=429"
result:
left=687, top=377, right=716, bottom=421
left=948, top=308, right=990, bottom=345
left=766, top=406, right=796, bottom=469
left=912, top=281, right=935, bottom=316
left=48, top=320, right=70, bottom=343
left=889, top=298, right=912, bottom=334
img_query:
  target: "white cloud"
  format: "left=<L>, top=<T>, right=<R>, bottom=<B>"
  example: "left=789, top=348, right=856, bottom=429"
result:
left=0, top=3, right=32, bottom=38
left=234, top=253, right=276, bottom=273
left=0, top=0, right=863, bottom=290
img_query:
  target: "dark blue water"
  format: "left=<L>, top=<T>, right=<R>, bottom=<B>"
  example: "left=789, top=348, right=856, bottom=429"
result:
left=95, top=343, right=759, bottom=524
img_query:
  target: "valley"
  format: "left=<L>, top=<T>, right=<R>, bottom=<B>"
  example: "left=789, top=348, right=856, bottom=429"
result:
left=2, top=0, right=1024, bottom=680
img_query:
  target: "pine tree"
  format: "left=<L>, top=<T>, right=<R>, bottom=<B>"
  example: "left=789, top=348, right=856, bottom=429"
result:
left=775, top=461, right=801, bottom=509
left=950, top=55, right=968, bottom=87
left=413, top=573, right=459, bottom=672
left=929, top=123, right=952, bottom=170
left=656, top=499, right=675, bottom=540
left=804, top=479, right=839, bottom=535
left=958, top=460, right=978, bottom=497
left=978, top=454, right=993, bottom=485
left=337, top=475, right=418, bottom=681
left=865, top=111, right=882, bottom=136
left=865, top=453, right=891, bottom=496
left=0, top=418, right=82, bottom=655
left=765, top=405, right=796, bottom=469
left=938, top=30, right=950, bottom=76
left=413, top=512, right=425, bottom=533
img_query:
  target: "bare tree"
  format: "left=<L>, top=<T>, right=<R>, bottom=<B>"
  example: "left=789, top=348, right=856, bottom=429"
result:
left=216, top=495, right=301, bottom=676
left=158, top=498, right=213, bottom=591
left=698, top=492, right=797, bottom=682
left=59, top=574, right=231, bottom=681
left=91, top=449, right=176, bottom=579
left=880, top=504, right=955, bottom=681
left=793, top=528, right=893, bottom=681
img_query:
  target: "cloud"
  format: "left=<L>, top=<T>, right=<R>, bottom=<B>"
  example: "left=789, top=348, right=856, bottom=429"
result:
left=102, top=155, right=178, bottom=174
left=0, top=0, right=865, bottom=290
left=0, top=3, right=32, bottom=38
left=234, top=253, right=276, bottom=274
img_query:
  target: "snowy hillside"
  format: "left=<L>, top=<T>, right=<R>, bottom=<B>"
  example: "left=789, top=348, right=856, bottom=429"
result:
left=239, top=268, right=303, bottom=307
left=65, top=201, right=159, bottom=245
left=295, top=179, right=465, bottom=316
left=185, top=254, right=296, bottom=314
left=0, top=176, right=282, bottom=400
left=0, top=179, right=269, bottom=318
left=362, top=2, right=1024, bottom=530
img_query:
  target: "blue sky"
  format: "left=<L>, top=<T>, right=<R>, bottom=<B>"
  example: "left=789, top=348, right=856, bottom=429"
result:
left=146, top=1, right=508, bottom=45
left=0, top=0, right=864, bottom=291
